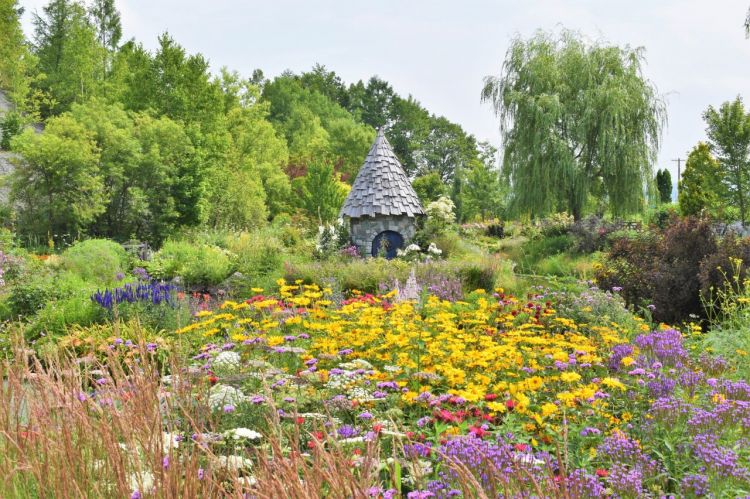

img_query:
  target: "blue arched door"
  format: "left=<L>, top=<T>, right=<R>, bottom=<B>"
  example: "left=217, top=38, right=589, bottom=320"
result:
left=371, top=231, right=404, bottom=259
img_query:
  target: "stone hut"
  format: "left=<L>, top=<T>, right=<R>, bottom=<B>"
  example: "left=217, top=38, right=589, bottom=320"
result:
left=340, top=128, right=424, bottom=259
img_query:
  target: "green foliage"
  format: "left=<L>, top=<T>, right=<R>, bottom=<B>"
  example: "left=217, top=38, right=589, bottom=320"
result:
left=679, top=142, right=724, bottom=218
left=0, top=0, right=36, bottom=111
left=412, top=172, right=448, bottom=205
left=0, top=111, right=22, bottom=150
left=146, top=240, right=233, bottom=286
left=703, top=96, right=750, bottom=224
left=32, top=0, right=106, bottom=116
left=483, top=30, right=665, bottom=220
left=456, top=142, right=506, bottom=222
left=655, top=168, right=672, bottom=204
left=60, top=238, right=128, bottom=285
left=6, top=267, right=55, bottom=317
left=10, top=114, right=105, bottom=240
left=292, top=161, right=349, bottom=224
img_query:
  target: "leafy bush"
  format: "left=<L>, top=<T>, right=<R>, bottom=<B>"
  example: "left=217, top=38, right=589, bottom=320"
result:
left=539, top=212, right=574, bottom=237
left=146, top=240, right=234, bottom=286
left=518, top=234, right=575, bottom=273
left=61, top=239, right=129, bottom=285
left=596, top=217, right=718, bottom=323
left=0, top=111, right=22, bottom=150
left=27, top=296, right=104, bottom=340
left=569, top=216, right=618, bottom=253
left=314, top=219, right=350, bottom=260
left=7, top=271, right=56, bottom=317
left=225, top=232, right=285, bottom=290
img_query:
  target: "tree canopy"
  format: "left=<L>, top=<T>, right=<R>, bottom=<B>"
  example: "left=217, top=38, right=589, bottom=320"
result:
left=704, top=97, right=750, bottom=224
left=482, top=30, right=665, bottom=220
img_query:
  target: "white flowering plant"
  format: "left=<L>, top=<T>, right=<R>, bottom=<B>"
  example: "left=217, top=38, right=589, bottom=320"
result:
left=314, top=218, right=350, bottom=259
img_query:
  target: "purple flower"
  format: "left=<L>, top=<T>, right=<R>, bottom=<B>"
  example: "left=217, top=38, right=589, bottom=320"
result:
left=131, top=492, right=141, bottom=499
left=357, top=411, right=373, bottom=420
left=223, top=404, right=235, bottom=413
left=337, top=425, right=360, bottom=439
left=338, top=348, right=353, bottom=356
left=198, top=467, right=205, bottom=480
left=146, top=343, right=157, bottom=352
left=162, top=456, right=170, bottom=469
left=417, top=416, right=432, bottom=428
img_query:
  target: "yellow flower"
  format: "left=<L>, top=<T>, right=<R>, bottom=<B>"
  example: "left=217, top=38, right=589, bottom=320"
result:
left=620, top=356, right=635, bottom=367
left=560, top=372, right=582, bottom=383
left=541, top=402, right=558, bottom=417
left=601, top=377, right=626, bottom=391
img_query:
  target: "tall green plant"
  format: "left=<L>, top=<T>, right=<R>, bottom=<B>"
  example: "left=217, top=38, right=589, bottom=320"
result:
left=704, top=97, right=750, bottom=224
left=482, top=30, right=666, bottom=220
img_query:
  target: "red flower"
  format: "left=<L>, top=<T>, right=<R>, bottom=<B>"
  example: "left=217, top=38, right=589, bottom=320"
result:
left=208, top=375, right=218, bottom=385
left=295, top=416, right=305, bottom=425
left=596, top=468, right=608, bottom=478
left=514, top=443, right=530, bottom=452
left=505, top=399, right=516, bottom=410
left=469, top=426, right=488, bottom=438
left=484, top=393, right=498, bottom=401
left=373, top=424, right=384, bottom=434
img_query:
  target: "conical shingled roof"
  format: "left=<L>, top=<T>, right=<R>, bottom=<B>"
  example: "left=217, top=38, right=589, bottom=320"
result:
left=340, top=128, right=424, bottom=218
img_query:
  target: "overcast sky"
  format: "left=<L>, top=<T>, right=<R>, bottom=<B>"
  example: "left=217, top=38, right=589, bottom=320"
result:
left=19, top=0, right=750, bottom=186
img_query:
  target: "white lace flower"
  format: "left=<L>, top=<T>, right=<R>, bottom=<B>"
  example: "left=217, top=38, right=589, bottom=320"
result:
left=224, top=428, right=262, bottom=441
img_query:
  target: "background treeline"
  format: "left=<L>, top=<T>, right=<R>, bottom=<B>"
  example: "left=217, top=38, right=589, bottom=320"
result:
left=0, top=0, right=505, bottom=246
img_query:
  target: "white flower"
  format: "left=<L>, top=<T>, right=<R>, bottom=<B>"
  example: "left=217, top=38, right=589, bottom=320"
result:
left=128, top=471, right=155, bottom=492
left=427, top=243, right=442, bottom=256
left=215, top=455, right=253, bottom=471
left=162, top=432, right=180, bottom=451
left=405, top=243, right=421, bottom=253
left=213, top=351, right=241, bottom=370
left=239, top=475, right=258, bottom=487
left=224, top=428, right=262, bottom=441
left=209, top=384, right=248, bottom=410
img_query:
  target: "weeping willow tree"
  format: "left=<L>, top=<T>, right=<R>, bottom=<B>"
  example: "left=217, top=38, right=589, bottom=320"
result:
left=482, top=31, right=666, bottom=220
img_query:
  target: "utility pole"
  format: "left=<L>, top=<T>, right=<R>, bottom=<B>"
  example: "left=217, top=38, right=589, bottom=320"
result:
left=672, top=158, right=683, bottom=197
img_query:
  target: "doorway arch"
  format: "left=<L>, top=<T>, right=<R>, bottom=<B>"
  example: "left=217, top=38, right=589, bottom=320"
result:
left=371, top=230, right=404, bottom=259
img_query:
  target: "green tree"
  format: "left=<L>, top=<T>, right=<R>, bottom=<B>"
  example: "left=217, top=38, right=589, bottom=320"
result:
left=10, top=114, right=104, bottom=239
left=482, top=30, right=665, bottom=220
left=204, top=76, right=291, bottom=227
left=292, top=161, right=349, bottom=224
left=32, top=0, right=105, bottom=116
left=655, top=169, right=672, bottom=204
left=459, top=143, right=507, bottom=221
left=417, top=116, right=478, bottom=183
left=263, top=74, right=372, bottom=178
left=679, top=142, right=724, bottom=218
left=88, top=0, right=121, bottom=82
left=704, top=97, right=750, bottom=224
left=0, top=0, right=36, bottom=111
left=412, top=172, right=448, bottom=204
left=88, top=0, right=121, bottom=50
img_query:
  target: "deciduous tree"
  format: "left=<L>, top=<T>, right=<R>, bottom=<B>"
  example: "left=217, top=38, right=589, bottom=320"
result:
left=482, top=30, right=665, bottom=220
left=704, top=97, right=750, bottom=224
left=679, top=142, right=724, bottom=218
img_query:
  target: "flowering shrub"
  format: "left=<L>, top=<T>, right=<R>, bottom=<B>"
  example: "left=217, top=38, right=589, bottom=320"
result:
left=314, top=219, right=350, bottom=259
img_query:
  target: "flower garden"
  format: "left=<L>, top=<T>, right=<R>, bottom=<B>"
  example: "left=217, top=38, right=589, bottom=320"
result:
left=4, top=270, right=749, bottom=498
